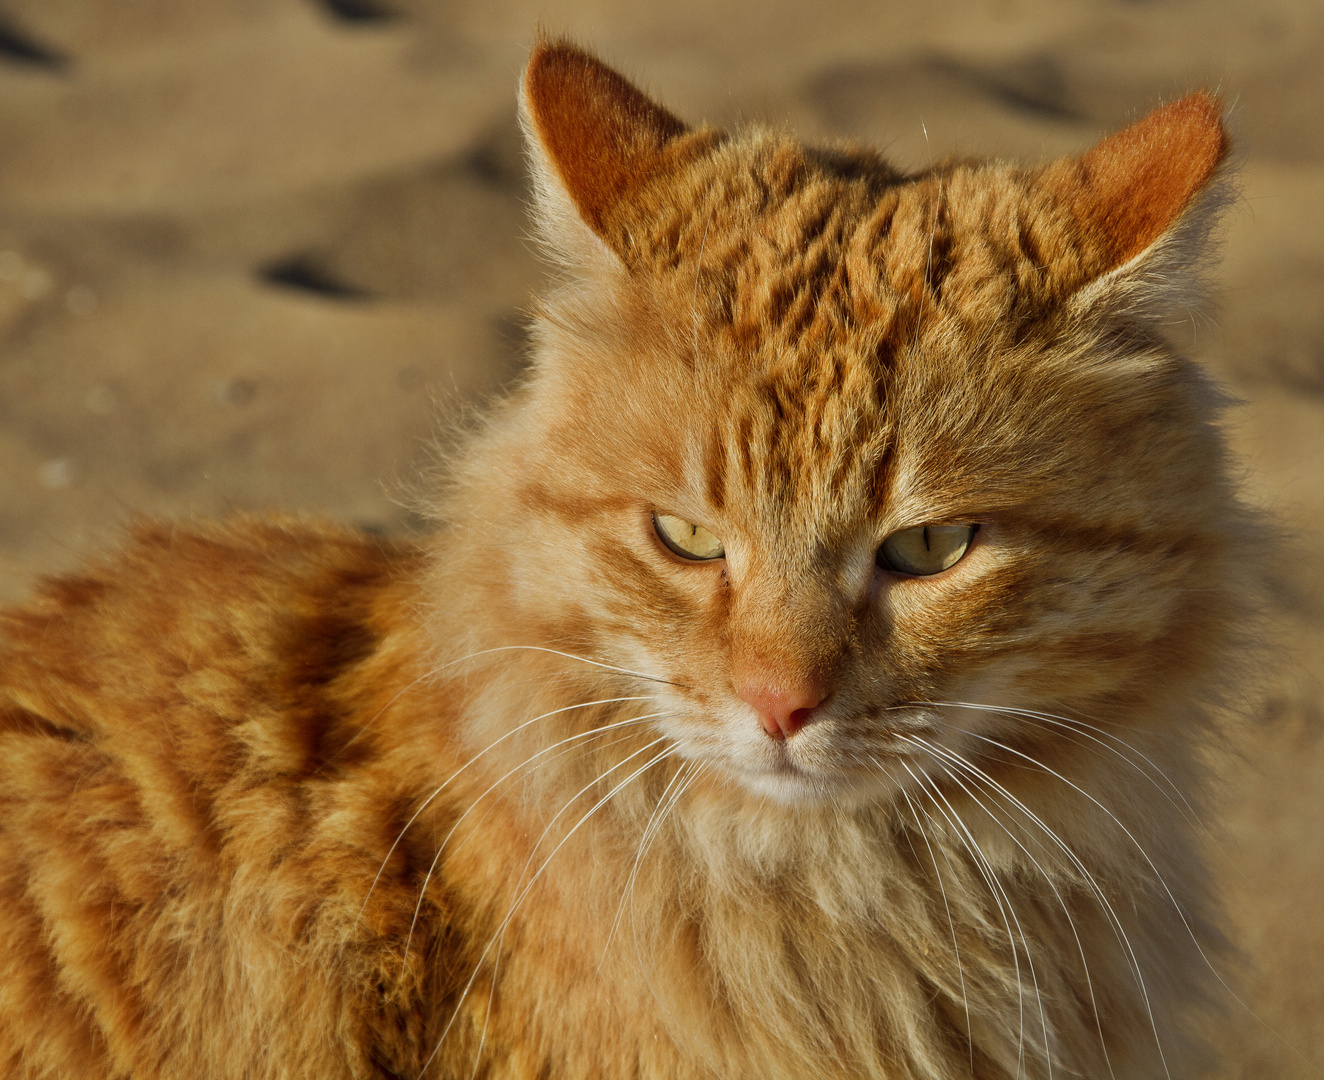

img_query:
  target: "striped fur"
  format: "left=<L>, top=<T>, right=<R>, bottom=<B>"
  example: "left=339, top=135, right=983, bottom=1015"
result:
left=0, top=42, right=1262, bottom=1079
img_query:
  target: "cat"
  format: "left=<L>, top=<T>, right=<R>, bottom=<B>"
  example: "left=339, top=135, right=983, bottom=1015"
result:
left=0, top=38, right=1262, bottom=1080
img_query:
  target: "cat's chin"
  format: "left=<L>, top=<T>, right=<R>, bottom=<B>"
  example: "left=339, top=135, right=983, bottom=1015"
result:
left=726, top=761, right=899, bottom=808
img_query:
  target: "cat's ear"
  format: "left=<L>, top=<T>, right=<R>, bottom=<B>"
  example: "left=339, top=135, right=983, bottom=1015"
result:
left=1044, top=92, right=1232, bottom=319
left=519, top=40, right=715, bottom=271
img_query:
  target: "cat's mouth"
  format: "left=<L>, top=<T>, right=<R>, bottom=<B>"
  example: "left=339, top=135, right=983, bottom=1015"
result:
left=661, top=703, right=921, bottom=805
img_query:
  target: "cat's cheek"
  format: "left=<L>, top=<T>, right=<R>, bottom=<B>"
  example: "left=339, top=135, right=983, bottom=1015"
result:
left=659, top=695, right=759, bottom=754
left=651, top=704, right=751, bottom=773
left=922, top=667, right=1042, bottom=749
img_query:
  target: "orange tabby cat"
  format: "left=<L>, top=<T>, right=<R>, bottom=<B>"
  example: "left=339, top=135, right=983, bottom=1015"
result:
left=0, top=40, right=1260, bottom=1080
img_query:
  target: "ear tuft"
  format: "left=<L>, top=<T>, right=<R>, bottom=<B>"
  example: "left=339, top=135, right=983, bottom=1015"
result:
left=522, top=40, right=691, bottom=248
left=1069, top=92, right=1229, bottom=270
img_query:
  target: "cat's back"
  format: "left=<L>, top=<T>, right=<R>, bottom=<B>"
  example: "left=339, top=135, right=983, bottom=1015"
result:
left=0, top=517, right=444, bottom=1079
left=0, top=516, right=416, bottom=772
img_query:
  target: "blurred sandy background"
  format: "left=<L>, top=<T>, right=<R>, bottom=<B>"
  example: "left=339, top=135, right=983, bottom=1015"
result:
left=0, top=0, right=1318, bottom=1073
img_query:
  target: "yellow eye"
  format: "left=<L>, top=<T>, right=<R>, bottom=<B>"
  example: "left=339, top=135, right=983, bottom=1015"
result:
left=878, top=524, right=977, bottom=576
left=653, top=513, right=725, bottom=561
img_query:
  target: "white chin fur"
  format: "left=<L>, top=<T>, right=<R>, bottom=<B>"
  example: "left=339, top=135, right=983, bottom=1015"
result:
left=732, top=763, right=897, bottom=807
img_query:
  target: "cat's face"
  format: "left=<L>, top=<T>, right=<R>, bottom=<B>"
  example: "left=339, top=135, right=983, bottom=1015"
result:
left=492, top=45, right=1240, bottom=806
left=521, top=234, right=1221, bottom=806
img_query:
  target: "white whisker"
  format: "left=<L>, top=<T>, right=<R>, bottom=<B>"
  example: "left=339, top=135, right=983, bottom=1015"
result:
left=914, top=699, right=1209, bottom=838
left=899, top=737, right=1117, bottom=1080
left=420, top=738, right=674, bottom=1078
left=897, top=757, right=1030, bottom=1079
left=903, top=731, right=1171, bottom=1073
left=353, top=695, right=654, bottom=936
left=399, top=713, right=671, bottom=973
left=631, top=762, right=706, bottom=1016
left=945, top=722, right=1302, bottom=1070
left=883, top=757, right=973, bottom=1069
left=599, top=758, right=692, bottom=971
left=434, top=644, right=687, bottom=689
left=922, top=758, right=1053, bottom=1079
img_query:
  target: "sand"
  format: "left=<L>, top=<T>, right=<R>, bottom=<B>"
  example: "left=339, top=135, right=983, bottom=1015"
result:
left=0, top=0, right=1319, bottom=1073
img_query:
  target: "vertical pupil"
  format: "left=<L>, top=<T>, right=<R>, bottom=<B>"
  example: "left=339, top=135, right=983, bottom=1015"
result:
left=923, top=526, right=931, bottom=551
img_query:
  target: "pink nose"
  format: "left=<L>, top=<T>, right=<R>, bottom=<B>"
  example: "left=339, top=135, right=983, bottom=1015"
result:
left=737, top=680, right=828, bottom=740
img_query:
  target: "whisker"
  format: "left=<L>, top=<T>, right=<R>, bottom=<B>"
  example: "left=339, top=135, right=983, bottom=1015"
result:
left=631, top=762, right=706, bottom=1015
left=599, top=758, right=693, bottom=971
left=897, top=758, right=1030, bottom=1079
left=468, top=742, right=676, bottom=1080
left=332, top=668, right=435, bottom=760
left=882, top=756, right=973, bottom=1070
left=433, top=644, right=689, bottom=690
left=422, top=739, right=675, bottom=1079
left=435, top=725, right=662, bottom=880
left=912, top=700, right=1210, bottom=838
left=399, top=713, right=671, bottom=973
left=352, top=695, right=653, bottom=935
left=903, top=731, right=1169, bottom=1071
left=945, top=723, right=1315, bottom=1074
left=923, top=758, right=1054, bottom=1079
left=899, top=737, right=1118, bottom=1080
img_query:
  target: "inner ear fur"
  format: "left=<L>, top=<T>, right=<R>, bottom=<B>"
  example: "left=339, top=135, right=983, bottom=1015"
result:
left=520, top=40, right=720, bottom=262
left=1044, top=92, right=1230, bottom=277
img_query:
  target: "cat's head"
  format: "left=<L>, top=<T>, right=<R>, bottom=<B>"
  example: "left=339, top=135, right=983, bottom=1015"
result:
left=463, top=42, right=1251, bottom=806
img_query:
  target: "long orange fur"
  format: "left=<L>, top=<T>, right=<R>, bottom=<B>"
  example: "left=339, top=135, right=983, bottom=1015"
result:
left=0, top=40, right=1261, bottom=1079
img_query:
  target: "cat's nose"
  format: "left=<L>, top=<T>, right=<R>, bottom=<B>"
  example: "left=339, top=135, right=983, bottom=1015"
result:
left=737, top=680, right=828, bottom=740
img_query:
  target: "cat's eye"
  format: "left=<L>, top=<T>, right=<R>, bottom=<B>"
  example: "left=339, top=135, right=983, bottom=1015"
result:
left=653, top=513, right=725, bottom=561
left=877, top=524, right=977, bottom=576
